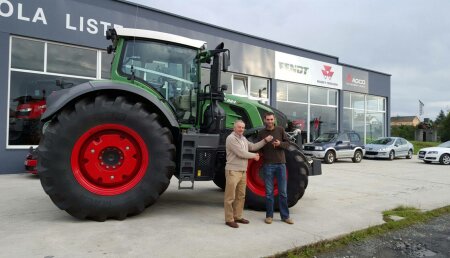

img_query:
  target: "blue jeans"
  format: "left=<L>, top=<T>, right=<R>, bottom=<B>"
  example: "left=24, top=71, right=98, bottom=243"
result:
left=263, top=163, right=289, bottom=220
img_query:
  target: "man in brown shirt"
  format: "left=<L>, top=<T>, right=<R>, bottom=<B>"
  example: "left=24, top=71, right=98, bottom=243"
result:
left=257, top=112, right=294, bottom=225
left=224, top=120, right=273, bottom=228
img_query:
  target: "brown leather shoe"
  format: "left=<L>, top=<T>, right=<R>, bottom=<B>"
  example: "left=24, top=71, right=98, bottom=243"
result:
left=234, top=218, right=250, bottom=224
left=283, top=218, right=294, bottom=224
left=225, top=221, right=239, bottom=228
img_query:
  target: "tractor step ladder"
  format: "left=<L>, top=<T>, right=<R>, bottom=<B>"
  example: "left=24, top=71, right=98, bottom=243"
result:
left=178, top=133, right=220, bottom=190
left=178, top=135, right=196, bottom=190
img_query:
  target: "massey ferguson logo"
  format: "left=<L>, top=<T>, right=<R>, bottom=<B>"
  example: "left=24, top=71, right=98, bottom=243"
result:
left=346, top=74, right=366, bottom=86
left=321, top=65, right=334, bottom=80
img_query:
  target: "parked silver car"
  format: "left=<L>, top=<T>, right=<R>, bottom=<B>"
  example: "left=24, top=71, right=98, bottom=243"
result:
left=364, top=137, right=414, bottom=160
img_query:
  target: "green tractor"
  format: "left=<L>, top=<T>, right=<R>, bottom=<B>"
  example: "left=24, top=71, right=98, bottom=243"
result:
left=37, top=28, right=321, bottom=221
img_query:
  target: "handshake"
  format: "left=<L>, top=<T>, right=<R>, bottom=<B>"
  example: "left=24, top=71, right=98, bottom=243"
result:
left=264, top=135, right=281, bottom=147
left=264, top=135, right=274, bottom=143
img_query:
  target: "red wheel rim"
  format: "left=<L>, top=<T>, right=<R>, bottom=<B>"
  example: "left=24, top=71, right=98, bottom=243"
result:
left=246, top=158, right=279, bottom=197
left=71, top=124, right=149, bottom=196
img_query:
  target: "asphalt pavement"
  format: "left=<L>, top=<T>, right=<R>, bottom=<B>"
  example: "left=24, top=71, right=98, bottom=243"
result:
left=318, top=213, right=450, bottom=258
left=0, top=157, right=449, bottom=257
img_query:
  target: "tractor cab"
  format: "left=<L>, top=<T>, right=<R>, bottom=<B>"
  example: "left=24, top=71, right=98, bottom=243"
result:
left=108, top=28, right=228, bottom=128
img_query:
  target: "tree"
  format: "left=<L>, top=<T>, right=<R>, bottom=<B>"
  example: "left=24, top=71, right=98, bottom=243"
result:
left=435, top=109, right=446, bottom=126
left=437, top=111, right=450, bottom=142
left=391, top=125, right=415, bottom=140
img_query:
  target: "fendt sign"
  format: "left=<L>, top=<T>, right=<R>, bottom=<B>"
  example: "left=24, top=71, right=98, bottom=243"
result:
left=275, top=51, right=342, bottom=89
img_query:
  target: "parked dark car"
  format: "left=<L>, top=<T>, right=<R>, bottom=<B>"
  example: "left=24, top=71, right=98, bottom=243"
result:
left=303, top=131, right=365, bottom=164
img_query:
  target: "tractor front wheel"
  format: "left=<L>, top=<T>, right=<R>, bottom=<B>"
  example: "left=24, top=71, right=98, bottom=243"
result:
left=38, top=95, right=175, bottom=221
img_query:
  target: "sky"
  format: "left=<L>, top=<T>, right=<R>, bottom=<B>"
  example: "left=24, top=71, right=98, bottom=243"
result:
left=129, top=0, right=450, bottom=120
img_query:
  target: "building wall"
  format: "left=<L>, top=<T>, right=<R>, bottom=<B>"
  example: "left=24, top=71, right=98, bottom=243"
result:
left=415, top=129, right=438, bottom=142
left=0, top=0, right=391, bottom=172
left=391, top=117, right=420, bottom=127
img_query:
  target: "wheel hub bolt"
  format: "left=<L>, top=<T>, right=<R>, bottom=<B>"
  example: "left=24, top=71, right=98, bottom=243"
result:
left=91, top=149, right=95, bottom=153
left=111, top=176, right=114, bottom=180
left=126, top=146, right=130, bottom=150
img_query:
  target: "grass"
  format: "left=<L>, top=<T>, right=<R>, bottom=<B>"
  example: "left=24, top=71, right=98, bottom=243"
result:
left=410, top=141, right=441, bottom=154
left=271, top=205, right=450, bottom=258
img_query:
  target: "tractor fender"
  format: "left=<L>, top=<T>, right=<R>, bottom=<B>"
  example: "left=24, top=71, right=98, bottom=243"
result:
left=41, top=80, right=179, bottom=128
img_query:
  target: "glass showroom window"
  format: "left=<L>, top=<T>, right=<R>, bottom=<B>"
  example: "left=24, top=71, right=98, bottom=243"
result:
left=309, top=86, right=338, bottom=141
left=200, top=68, right=232, bottom=94
left=342, top=92, right=366, bottom=142
left=47, top=43, right=97, bottom=77
left=249, top=76, right=269, bottom=102
left=276, top=81, right=308, bottom=141
left=8, top=36, right=107, bottom=148
left=366, top=95, right=386, bottom=142
left=343, top=92, right=386, bottom=143
left=221, top=71, right=232, bottom=94
left=230, top=74, right=270, bottom=103
left=101, top=51, right=113, bottom=79
left=11, top=37, right=45, bottom=71
left=232, top=75, right=247, bottom=96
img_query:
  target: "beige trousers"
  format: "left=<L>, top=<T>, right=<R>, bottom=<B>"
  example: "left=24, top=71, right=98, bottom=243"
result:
left=224, top=170, right=247, bottom=222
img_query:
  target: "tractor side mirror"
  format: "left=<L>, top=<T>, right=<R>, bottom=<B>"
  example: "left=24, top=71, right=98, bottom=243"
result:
left=220, top=84, right=228, bottom=92
left=222, top=50, right=230, bottom=72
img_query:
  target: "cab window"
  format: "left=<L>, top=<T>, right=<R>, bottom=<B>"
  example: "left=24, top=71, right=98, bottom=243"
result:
left=120, top=40, right=199, bottom=122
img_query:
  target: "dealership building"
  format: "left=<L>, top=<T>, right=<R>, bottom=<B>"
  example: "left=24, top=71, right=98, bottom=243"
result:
left=0, top=0, right=391, bottom=173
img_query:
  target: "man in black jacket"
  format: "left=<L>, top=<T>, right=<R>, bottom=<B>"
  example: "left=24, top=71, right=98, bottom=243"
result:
left=257, top=112, right=294, bottom=225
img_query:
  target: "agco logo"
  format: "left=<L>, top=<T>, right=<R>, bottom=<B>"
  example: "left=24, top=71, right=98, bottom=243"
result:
left=346, top=74, right=366, bottom=85
left=321, top=65, right=334, bottom=80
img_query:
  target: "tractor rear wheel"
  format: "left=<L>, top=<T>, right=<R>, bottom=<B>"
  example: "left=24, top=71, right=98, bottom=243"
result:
left=245, top=143, right=309, bottom=210
left=38, top=95, right=175, bottom=221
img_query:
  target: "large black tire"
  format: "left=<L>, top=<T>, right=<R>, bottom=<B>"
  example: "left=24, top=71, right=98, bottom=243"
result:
left=38, top=95, right=175, bottom=221
left=245, top=143, right=309, bottom=210
left=439, top=153, right=450, bottom=165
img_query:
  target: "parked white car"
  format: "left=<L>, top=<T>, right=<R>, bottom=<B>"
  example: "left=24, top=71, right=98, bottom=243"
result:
left=418, top=141, right=450, bottom=165
left=364, top=137, right=414, bottom=160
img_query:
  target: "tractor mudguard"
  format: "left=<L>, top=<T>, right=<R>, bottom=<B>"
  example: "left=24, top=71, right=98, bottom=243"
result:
left=41, top=80, right=179, bottom=128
